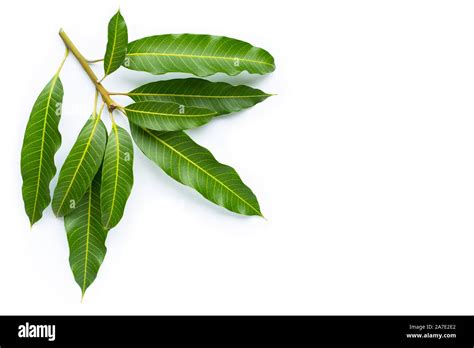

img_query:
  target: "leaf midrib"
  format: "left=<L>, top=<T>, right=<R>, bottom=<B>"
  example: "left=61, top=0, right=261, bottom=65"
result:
left=129, top=92, right=271, bottom=99
left=82, top=188, right=92, bottom=297
left=143, top=128, right=261, bottom=216
left=105, top=125, right=120, bottom=228
left=126, top=52, right=275, bottom=68
left=125, top=107, right=217, bottom=118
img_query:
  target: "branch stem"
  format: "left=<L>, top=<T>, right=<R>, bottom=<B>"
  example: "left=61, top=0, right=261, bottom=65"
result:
left=58, top=29, right=118, bottom=111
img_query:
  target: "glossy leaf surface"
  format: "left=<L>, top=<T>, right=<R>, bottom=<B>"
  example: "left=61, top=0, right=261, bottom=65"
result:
left=124, top=101, right=217, bottom=131
left=104, top=10, right=128, bottom=76
left=100, top=125, right=134, bottom=229
left=128, top=78, right=273, bottom=115
left=124, top=34, right=275, bottom=77
left=130, top=124, right=262, bottom=216
left=52, top=115, right=107, bottom=217
left=64, top=169, right=108, bottom=297
left=21, top=74, right=64, bottom=225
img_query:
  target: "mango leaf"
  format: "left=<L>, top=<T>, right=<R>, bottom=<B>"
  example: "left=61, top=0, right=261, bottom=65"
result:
left=130, top=124, right=262, bottom=216
left=100, top=125, right=134, bottom=229
left=127, top=78, right=273, bottom=116
left=64, top=168, right=108, bottom=298
left=124, top=101, right=217, bottom=131
left=104, top=10, right=128, bottom=76
left=124, top=34, right=275, bottom=77
left=21, top=59, right=66, bottom=226
left=52, top=115, right=107, bottom=217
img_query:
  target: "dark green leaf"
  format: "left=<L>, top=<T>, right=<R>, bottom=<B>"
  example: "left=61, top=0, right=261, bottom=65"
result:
left=64, top=168, right=108, bottom=298
left=127, top=78, right=273, bottom=115
left=130, top=124, right=262, bottom=216
left=52, top=115, right=107, bottom=217
left=100, top=125, right=134, bottom=229
left=124, top=34, right=275, bottom=77
left=124, top=101, right=217, bottom=131
left=21, top=62, right=66, bottom=226
left=104, top=10, right=128, bottom=76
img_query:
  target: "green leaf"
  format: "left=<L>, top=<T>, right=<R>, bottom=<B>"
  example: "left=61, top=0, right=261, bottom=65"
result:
left=52, top=115, right=107, bottom=217
left=127, top=78, right=273, bottom=116
left=104, top=10, right=128, bottom=76
left=21, top=59, right=66, bottom=226
left=100, top=125, right=134, bottom=229
left=124, top=34, right=275, bottom=77
left=64, top=168, right=108, bottom=298
left=130, top=124, right=262, bottom=216
left=124, top=101, right=218, bottom=131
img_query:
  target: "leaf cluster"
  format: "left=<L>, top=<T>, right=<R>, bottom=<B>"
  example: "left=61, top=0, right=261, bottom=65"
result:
left=20, top=10, right=275, bottom=298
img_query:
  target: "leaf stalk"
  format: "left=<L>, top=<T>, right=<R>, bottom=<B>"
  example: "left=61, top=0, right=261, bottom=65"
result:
left=87, top=58, right=104, bottom=64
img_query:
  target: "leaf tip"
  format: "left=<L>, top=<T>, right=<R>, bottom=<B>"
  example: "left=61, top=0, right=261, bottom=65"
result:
left=29, top=215, right=39, bottom=229
left=81, top=286, right=88, bottom=302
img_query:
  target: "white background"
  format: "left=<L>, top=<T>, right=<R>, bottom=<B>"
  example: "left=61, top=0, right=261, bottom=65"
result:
left=1, top=0, right=474, bottom=314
